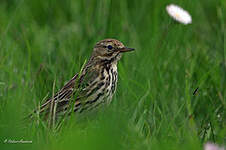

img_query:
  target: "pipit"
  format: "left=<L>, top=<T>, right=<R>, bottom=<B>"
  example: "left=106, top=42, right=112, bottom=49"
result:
left=32, top=39, right=134, bottom=121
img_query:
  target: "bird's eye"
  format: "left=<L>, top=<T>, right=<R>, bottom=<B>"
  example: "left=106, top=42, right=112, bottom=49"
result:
left=107, top=45, right=113, bottom=50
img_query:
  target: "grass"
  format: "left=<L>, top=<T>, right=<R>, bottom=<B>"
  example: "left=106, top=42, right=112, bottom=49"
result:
left=0, top=0, right=225, bottom=149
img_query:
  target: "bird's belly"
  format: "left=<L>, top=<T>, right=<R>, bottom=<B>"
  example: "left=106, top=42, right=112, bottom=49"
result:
left=82, top=65, right=118, bottom=111
left=105, top=65, right=118, bottom=104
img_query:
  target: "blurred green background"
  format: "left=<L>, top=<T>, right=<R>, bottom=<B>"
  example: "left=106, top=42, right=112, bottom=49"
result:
left=0, top=0, right=225, bottom=149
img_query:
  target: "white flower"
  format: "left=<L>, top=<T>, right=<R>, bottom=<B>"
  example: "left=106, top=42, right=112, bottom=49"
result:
left=204, top=143, right=225, bottom=150
left=166, top=4, right=192, bottom=25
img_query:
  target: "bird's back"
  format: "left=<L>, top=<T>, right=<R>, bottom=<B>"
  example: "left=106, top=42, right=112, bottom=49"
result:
left=36, top=60, right=118, bottom=120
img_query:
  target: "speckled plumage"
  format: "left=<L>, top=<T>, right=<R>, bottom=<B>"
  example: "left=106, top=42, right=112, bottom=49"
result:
left=32, top=39, right=134, bottom=120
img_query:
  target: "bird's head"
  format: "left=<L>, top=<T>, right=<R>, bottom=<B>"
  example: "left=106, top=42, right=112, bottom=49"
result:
left=91, top=39, right=134, bottom=63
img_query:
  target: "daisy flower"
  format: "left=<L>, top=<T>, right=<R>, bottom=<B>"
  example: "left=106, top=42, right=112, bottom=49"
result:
left=166, top=4, right=192, bottom=25
left=204, top=142, right=225, bottom=150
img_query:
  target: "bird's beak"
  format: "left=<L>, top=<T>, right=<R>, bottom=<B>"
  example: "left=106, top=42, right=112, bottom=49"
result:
left=117, top=47, right=135, bottom=53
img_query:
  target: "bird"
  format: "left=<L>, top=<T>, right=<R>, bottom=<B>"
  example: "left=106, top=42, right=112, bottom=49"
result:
left=31, top=38, right=135, bottom=122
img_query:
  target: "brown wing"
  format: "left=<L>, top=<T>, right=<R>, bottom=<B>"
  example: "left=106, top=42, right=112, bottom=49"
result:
left=30, top=59, right=99, bottom=119
left=35, top=73, right=79, bottom=118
